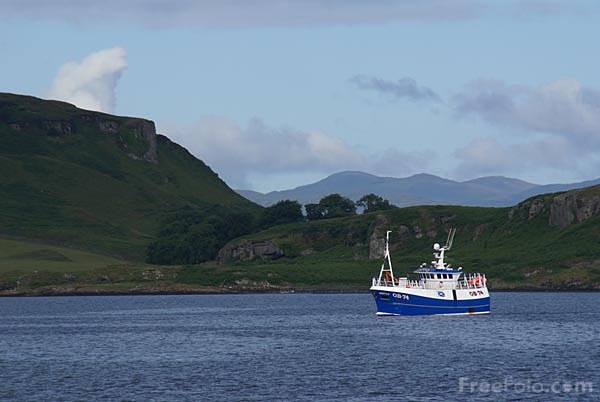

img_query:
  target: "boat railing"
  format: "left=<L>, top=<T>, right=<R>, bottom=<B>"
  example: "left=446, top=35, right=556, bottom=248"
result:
left=372, top=277, right=426, bottom=289
left=372, top=274, right=487, bottom=289
left=457, top=273, right=487, bottom=289
left=455, top=281, right=486, bottom=289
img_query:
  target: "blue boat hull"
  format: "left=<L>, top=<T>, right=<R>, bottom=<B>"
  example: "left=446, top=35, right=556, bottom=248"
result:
left=372, top=290, right=490, bottom=316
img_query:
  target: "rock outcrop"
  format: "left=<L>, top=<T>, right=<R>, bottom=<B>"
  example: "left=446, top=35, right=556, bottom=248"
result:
left=42, top=120, right=72, bottom=135
left=549, top=191, right=600, bottom=227
left=528, top=198, right=545, bottom=220
left=509, top=198, right=547, bottom=221
left=84, top=115, right=158, bottom=163
left=142, top=269, right=164, bottom=280
left=133, top=119, right=158, bottom=163
left=368, top=214, right=390, bottom=259
left=511, top=187, right=600, bottom=228
left=96, top=118, right=120, bottom=133
left=121, top=119, right=158, bottom=163
left=228, top=278, right=276, bottom=290
left=218, top=240, right=284, bottom=262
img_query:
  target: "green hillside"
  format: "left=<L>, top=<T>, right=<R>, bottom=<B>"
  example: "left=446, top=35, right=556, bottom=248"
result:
left=0, top=238, right=223, bottom=295
left=211, top=189, right=600, bottom=291
left=0, top=93, right=260, bottom=260
left=1, top=92, right=599, bottom=295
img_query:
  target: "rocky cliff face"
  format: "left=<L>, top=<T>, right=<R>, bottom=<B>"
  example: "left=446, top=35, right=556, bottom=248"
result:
left=3, top=95, right=158, bottom=163
left=218, top=240, right=284, bottom=263
left=120, top=118, right=158, bottom=163
left=368, top=215, right=389, bottom=259
left=80, top=114, right=158, bottom=162
left=549, top=191, right=600, bottom=227
left=510, top=187, right=600, bottom=228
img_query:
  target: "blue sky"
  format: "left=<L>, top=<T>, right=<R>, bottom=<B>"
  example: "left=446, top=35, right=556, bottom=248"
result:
left=2, top=0, right=600, bottom=192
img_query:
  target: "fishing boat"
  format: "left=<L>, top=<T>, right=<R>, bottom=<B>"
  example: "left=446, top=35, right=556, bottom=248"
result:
left=370, top=229, right=490, bottom=316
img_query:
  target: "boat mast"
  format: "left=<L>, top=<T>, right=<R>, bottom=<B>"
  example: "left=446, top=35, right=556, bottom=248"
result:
left=377, top=230, right=395, bottom=283
left=433, top=228, right=455, bottom=270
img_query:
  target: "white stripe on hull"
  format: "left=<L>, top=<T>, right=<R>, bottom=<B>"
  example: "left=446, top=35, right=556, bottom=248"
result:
left=370, top=285, right=489, bottom=301
left=376, top=311, right=490, bottom=316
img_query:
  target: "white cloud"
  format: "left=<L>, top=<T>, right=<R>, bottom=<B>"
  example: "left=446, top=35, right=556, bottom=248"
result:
left=451, top=79, right=600, bottom=179
left=164, top=117, right=365, bottom=188
left=48, top=47, right=127, bottom=113
left=521, top=80, right=600, bottom=142
left=454, top=78, right=600, bottom=143
left=163, top=117, right=432, bottom=189
left=453, top=136, right=575, bottom=178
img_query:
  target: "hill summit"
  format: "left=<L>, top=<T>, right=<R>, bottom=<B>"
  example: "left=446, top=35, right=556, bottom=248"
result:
left=0, top=93, right=259, bottom=260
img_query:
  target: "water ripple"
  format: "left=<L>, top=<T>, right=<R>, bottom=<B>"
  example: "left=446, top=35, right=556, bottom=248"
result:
left=0, top=293, right=598, bottom=401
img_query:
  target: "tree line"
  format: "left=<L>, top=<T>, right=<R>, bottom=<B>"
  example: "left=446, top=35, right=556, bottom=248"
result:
left=262, top=193, right=394, bottom=226
left=146, top=193, right=394, bottom=265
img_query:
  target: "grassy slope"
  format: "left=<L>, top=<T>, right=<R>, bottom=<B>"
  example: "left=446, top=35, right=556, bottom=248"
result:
left=3, top=193, right=600, bottom=295
left=0, top=93, right=259, bottom=260
left=1, top=93, right=599, bottom=294
left=6, top=191, right=599, bottom=294
left=207, top=199, right=600, bottom=291
left=0, top=238, right=229, bottom=295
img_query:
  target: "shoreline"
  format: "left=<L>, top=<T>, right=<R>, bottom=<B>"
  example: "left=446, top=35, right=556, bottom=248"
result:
left=1, top=286, right=599, bottom=297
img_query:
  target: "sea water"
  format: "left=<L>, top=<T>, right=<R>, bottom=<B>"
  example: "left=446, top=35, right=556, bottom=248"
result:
left=0, top=292, right=598, bottom=401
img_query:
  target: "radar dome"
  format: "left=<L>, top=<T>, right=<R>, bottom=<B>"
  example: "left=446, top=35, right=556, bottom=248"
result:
left=433, top=243, right=440, bottom=250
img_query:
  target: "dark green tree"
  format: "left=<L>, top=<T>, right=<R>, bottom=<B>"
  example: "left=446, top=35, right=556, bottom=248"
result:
left=146, top=206, right=257, bottom=265
left=305, top=203, right=324, bottom=221
left=357, top=193, right=393, bottom=213
left=317, top=193, right=356, bottom=219
left=305, top=194, right=357, bottom=220
left=260, top=200, right=303, bottom=227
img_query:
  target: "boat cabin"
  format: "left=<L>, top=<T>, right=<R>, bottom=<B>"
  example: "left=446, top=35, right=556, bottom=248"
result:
left=413, top=268, right=486, bottom=290
left=416, top=268, right=461, bottom=283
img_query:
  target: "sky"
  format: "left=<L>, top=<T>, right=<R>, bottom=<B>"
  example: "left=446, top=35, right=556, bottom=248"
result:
left=1, top=0, right=600, bottom=192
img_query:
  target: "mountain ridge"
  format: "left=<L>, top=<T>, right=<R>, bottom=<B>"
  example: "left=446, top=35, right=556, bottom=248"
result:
left=237, top=170, right=600, bottom=208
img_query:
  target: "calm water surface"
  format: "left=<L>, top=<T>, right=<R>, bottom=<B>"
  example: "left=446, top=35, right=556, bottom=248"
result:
left=0, top=293, right=598, bottom=401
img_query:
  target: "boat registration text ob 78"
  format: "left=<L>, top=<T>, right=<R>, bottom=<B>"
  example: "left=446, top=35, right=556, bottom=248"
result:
left=370, top=229, right=490, bottom=316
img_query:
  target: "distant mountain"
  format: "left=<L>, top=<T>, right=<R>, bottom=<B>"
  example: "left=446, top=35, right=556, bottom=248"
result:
left=237, top=171, right=600, bottom=207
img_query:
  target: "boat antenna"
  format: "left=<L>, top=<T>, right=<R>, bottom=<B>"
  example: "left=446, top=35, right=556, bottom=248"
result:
left=377, top=230, right=395, bottom=284
left=445, top=228, right=456, bottom=251
left=433, top=228, right=456, bottom=270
